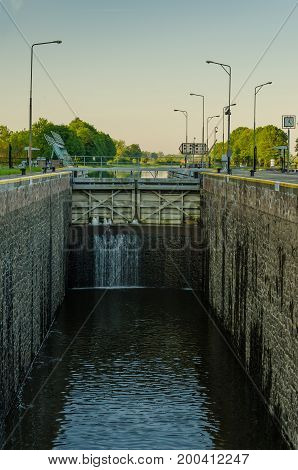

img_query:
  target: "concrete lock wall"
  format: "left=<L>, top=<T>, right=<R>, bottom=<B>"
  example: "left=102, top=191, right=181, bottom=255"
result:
left=67, top=225, right=205, bottom=290
left=1, top=169, right=297, bottom=448
left=0, top=173, right=71, bottom=416
left=201, top=174, right=298, bottom=448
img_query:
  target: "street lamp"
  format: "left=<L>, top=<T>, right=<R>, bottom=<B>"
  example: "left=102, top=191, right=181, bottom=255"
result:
left=189, top=93, right=205, bottom=148
left=207, top=115, right=220, bottom=159
left=253, top=81, right=272, bottom=172
left=174, top=109, right=189, bottom=167
left=28, top=40, right=62, bottom=170
left=222, top=103, right=236, bottom=157
left=192, top=137, right=196, bottom=164
left=206, top=60, right=232, bottom=173
left=210, top=126, right=218, bottom=168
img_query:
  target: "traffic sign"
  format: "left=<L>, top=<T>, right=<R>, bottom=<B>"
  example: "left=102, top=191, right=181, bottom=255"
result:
left=282, top=115, right=296, bottom=129
left=179, top=142, right=207, bottom=155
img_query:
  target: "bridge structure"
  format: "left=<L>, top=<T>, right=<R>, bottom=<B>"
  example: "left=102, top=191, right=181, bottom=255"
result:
left=71, top=167, right=201, bottom=225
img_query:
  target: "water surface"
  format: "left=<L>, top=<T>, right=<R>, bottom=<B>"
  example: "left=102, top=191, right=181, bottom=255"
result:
left=4, top=289, right=285, bottom=449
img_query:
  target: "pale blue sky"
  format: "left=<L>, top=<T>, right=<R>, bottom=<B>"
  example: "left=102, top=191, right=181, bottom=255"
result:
left=1, top=0, right=298, bottom=153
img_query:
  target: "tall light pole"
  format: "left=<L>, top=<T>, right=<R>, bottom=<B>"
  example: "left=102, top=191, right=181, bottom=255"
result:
left=29, top=40, right=62, bottom=169
left=210, top=126, right=218, bottom=168
left=174, top=109, right=188, bottom=167
left=222, top=103, right=236, bottom=157
left=193, top=136, right=196, bottom=164
left=206, top=60, right=232, bottom=173
left=253, top=81, right=272, bottom=172
left=189, top=93, right=205, bottom=148
left=207, top=115, right=220, bottom=164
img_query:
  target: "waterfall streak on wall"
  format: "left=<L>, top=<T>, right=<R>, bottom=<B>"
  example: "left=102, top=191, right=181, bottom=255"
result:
left=94, top=233, right=139, bottom=287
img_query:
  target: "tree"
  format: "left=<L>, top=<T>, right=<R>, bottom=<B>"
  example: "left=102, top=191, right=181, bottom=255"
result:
left=256, top=125, right=287, bottom=167
left=69, top=118, right=116, bottom=157
left=120, top=144, right=142, bottom=161
left=217, top=125, right=288, bottom=168
left=69, top=118, right=101, bottom=155
left=9, top=129, right=29, bottom=163
left=0, top=125, right=12, bottom=163
left=0, top=125, right=11, bottom=141
left=295, top=137, right=298, bottom=156
left=229, top=127, right=253, bottom=166
left=210, top=142, right=224, bottom=165
left=103, top=133, right=116, bottom=156
left=70, top=118, right=116, bottom=157
left=32, top=118, right=85, bottom=158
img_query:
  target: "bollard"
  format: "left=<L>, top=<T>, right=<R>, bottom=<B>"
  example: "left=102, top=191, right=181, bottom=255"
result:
left=21, top=168, right=26, bottom=176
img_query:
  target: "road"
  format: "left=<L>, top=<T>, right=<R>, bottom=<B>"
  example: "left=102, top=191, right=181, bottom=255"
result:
left=1, top=166, right=298, bottom=185
left=202, top=168, right=298, bottom=184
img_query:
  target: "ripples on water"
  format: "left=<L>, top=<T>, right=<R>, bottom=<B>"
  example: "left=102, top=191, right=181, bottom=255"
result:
left=3, top=289, right=286, bottom=450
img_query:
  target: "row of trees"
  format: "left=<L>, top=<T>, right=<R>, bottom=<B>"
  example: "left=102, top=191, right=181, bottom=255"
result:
left=0, top=118, right=116, bottom=164
left=113, top=141, right=179, bottom=164
left=211, top=125, right=290, bottom=167
left=1, top=119, right=297, bottom=168
left=0, top=118, right=179, bottom=166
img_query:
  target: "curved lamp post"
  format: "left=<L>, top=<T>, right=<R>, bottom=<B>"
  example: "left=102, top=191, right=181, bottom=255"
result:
left=29, top=40, right=62, bottom=169
left=174, top=109, right=189, bottom=167
left=253, top=81, right=272, bottom=172
left=206, top=60, right=232, bottom=173
left=207, top=115, right=220, bottom=159
left=222, top=103, right=236, bottom=157
left=189, top=93, right=205, bottom=148
left=211, top=126, right=219, bottom=168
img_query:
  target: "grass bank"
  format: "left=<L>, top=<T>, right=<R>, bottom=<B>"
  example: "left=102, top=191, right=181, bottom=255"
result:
left=0, top=166, right=41, bottom=176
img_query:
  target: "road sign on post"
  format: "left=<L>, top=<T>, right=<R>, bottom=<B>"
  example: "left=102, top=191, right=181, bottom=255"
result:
left=179, top=143, right=207, bottom=155
left=282, top=115, right=296, bottom=129
left=281, top=116, right=295, bottom=171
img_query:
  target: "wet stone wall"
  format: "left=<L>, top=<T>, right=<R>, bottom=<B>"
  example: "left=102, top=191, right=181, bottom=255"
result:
left=68, top=225, right=205, bottom=290
left=0, top=174, right=71, bottom=417
left=201, top=174, right=298, bottom=448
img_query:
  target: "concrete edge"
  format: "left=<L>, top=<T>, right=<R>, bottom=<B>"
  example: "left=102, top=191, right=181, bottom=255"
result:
left=202, top=172, right=298, bottom=189
left=0, top=170, right=72, bottom=186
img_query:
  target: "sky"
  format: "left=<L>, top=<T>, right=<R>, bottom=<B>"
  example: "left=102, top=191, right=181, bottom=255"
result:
left=1, top=0, right=298, bottom=154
